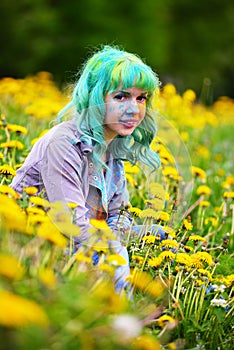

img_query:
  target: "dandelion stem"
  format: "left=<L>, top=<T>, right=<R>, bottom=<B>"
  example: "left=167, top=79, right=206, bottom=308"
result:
left=141, top=245, right=151, bottom=271
left=185, top=281, right=195, bottom=318
left=125, top=218, right=134, bottom=246
left=159, top=273, right=185, bottom=320
left=231, top=204, right=234, bottom=235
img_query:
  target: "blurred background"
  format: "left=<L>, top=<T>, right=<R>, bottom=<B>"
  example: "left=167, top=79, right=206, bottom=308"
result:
left=1, top=0, right=234, bottom=102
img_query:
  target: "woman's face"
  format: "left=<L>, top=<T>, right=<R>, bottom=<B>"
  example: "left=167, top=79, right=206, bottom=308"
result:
left=103, top=86, right=148, bottom=142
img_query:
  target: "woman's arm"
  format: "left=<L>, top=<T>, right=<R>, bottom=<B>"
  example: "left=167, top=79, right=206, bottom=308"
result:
left=40, top=136, right=92, bottom=243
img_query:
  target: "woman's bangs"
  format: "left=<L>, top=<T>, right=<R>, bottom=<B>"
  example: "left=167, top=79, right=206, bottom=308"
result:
left=122, top=64, right=156, bottom=92
left=108, top=61, right=157, bottom=94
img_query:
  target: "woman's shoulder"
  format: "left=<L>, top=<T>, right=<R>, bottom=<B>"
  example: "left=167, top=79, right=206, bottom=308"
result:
left=34, top=119, right=83, bottom=149
left=43, top=119, right=93, bottom=157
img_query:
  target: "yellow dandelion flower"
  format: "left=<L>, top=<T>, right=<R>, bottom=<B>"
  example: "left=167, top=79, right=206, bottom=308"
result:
left=216, top=168, right=225, bottom=176
left=158, top=251, right=175, bottom=261
left=36, top=221, right=68, bottom=248
left=196, top=145, right=210, bottom=159
left=163, top=83, right=177, bottom=96
left=129, top=207, right=142, bottom=217
left=90, top=218, right=110, bottom=230
left=150, top=136, right=160, bottom=152
left=92, top=241, right=108, bottom=253
left=159, top=150, right=175, bottom=165
left=156, top=144, right=175, bottom=164
left=204, top=217, right=218, bottom=227
left=189, top=235, right=206, bottom=243
left=29, top=196, right=51, bottom=208
left=196, top=185, right=211, bottom=196
left=194, top=252, right=213, bottom=266
left=183, top=89, right=196, bottom=102
left=125, top=173, right=137, bottom=187
left=0, top=140, right=24, bottom=150
left=148, top=182, right=166, bottom=199
left=106, top=254, right=127, bottom=266
left=75, top=252, right=92, bottom=264
left=162, top=166, right=179, bottom=179
left=23, top=186, right=38, bottom=195
left=161, top=239, right=179, bottom=249
left=190, top=166, right=206, bottom=179
left=0, top=254, right=25, bottom=280
left=132, top=255, right=144, bottom=263
left=91, top=280, right=125, bottom=313
left=183, top=219, right=193, bottom=230
left=145, top=198, right=164, bottom=211
left=190, top=258, right=203, bottom=269
left=6, top=124, right=27, bottom=134
left=26, top=207, right=46, bottom=216
left=124, top=161, right=140, bottom=174
left=0, top=290, right=49, bottom=327
left=224, top=191, right=234, bottom=199
left=168, top=342, right=177, bottom=350
left=180, top=131, right=189, bottom=142
left=0, top=164, right=16, bottom=176
left=98, top=263, right=115, bottom=275
left=199, top=200, right=210, bottom=207
left=225, top=175, right=234, bottom=186
left=0, top=185, right=17, bottom=198
left=38, top=268, right=57, bottom=289
left=196, top=279, right=205, bottom=286
left=198, top=269, right=213, bottom=281
left=220, top=274, right=234, bottom=287
left=0, top=152, right=4, bottom=160
left=148, top=257, right=162, bottom=268
left=139, top=208, right=159, bottom=219
left=184, top=245, right=194, bottom=252
left=163, top=226, right=176, bottom=238
left=128, top=270, right=164, bottom=297
left=31, top=137, right=39, bottom=146
left=133, top=334, right=161, bottom=350
left=214, top=154, right=223, bottom=162
left=157, top=211, right=170, bottom=222
left=214, top=206, right=222, bottom=212
left=0, top=194, right=28, bottom=233
left=27, top=213, right=48, bottom=226
left=157, top=315, right=176, bottom=328
left=176, top=253, right=192, bottom=266
left=14, top=163, right=23, bottom=169
left=142, top=235, right=157, bottom=244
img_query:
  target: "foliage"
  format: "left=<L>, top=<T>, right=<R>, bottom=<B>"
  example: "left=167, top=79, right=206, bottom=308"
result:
left=1, top=0, right=234, bottom=99
left=0, top=74, right=233, bottom=349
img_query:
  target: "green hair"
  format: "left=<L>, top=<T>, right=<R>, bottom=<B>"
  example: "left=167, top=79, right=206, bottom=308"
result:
left=58, top=45, right=161, bottom=171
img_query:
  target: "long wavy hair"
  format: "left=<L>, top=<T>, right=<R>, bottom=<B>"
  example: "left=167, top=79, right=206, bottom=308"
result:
left=58, top=45, right=161, bottom=171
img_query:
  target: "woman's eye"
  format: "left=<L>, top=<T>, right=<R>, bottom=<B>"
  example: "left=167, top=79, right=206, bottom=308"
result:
left=137, top=96, right=147, bottom=103
left=113, top=93, right=126, bottom=101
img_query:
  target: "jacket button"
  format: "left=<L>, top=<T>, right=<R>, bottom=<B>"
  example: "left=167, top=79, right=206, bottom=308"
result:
left=89, top=163, right=93, bottom=168
left=93, top=175, right=98, bottom=180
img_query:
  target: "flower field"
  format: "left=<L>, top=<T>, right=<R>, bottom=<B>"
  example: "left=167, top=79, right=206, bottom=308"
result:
left=0, top=72, right=233, bottom=350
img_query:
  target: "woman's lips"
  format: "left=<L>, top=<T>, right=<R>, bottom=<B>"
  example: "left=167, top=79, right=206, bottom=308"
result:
left=120, top=120, right=137, bottom=128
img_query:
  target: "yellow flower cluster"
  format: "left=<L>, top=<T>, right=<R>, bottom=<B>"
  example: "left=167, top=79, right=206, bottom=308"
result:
left=0, top=290, right=49, bottom=327
left=129, top=270, right=164, bottom=298
left=0, top=72, right=68, bottom=119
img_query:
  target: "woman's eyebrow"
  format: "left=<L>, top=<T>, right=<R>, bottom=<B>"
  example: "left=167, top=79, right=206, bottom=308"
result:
left=115, top=90, right=130, bottom=95
left=115, top=90, right=148, bottom=95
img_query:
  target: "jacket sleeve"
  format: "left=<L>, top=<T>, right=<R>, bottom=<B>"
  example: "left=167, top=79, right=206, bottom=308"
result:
left=106, top=163, right=132, bottom=235
left=40, top=137, right=91, bottom=243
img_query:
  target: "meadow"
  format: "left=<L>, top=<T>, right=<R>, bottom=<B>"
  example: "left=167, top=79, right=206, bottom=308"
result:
left=0, top=72, right=233, bottom=350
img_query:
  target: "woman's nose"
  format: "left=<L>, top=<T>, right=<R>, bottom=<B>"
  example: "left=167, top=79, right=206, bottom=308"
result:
left=125, top=100, right=139, bottom=114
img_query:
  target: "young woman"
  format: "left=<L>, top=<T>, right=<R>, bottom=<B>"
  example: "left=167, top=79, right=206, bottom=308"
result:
left=11, top=45, right=161, bottom=289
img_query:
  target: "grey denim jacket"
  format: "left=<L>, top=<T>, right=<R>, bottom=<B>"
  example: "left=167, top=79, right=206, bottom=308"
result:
left=11, top=119, right=131, bottom=242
